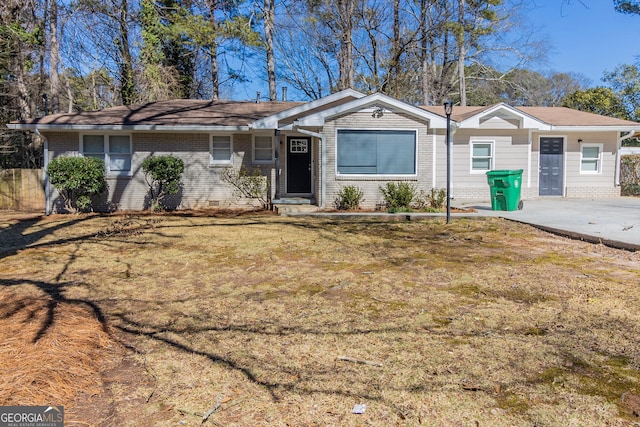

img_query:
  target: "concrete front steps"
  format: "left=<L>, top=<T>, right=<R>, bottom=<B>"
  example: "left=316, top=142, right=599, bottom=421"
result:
left=272, top=198, right=318, bottom=215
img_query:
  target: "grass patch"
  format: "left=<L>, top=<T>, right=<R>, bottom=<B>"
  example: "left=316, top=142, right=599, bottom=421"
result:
left=1, top=213, right=639, bottom=425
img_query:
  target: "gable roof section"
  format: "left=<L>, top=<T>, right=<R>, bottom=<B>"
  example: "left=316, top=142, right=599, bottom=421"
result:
left=292, top=92, right=448, bottom=128
left=8, top=99, right=303, bottom=131
left=250, top=88, right=366, bottom=129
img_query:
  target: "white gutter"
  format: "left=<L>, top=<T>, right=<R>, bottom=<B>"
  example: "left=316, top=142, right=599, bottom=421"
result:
left=294, top=127, right=326, bottom=209
left=7, top=124, right=251, bottom=132
left=35, top=128, right=50, bottom=215
left=550, top=126, right=640, bottom=132
left=616, top=131, right=634, bottom=186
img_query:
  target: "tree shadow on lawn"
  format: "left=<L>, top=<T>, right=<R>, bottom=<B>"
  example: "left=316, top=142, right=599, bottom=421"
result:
left=0, top=214, right=94, bottom=260
left=2, top=213, right=639, bottom=423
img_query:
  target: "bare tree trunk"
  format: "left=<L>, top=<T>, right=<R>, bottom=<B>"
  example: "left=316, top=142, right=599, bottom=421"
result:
left=117, top=0, right=135, bottom=105
left=211, top=45, right=219, bottom=100
left=419, top=0, right=430, bottom=105
left=264, top=0, right=276, bottom=100
left=337, top=0, right=355, bottom=90
left=457, top=0, right=467, bottom=106
left=391, top=0, right=400, bottom=95
left=207, top=0, right=219, bottom=101
left=16, top=59, right=33, bottom=119
left=40, top=0, right=49, bottom=109
left=420, top=0, right=429, bottom=105
left=92, top=71, right=97, bottom=109
left=66, top=74, right=74, bottom=113
left=49, top=0, right=60, bottom=113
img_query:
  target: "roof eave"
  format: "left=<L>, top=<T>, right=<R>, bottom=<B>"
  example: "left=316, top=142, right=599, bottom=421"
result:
left=548, top=125, right=640, bottom=132
left=6, top=124, right=251, bottom=132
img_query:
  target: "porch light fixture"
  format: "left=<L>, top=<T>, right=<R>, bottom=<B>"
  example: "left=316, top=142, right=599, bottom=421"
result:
left=444, top=100, right=453, bottom=224
left=372, top=106, right=384, bottom=118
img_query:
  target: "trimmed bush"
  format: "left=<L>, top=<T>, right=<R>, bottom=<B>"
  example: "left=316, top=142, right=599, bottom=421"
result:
left=47, top=156, right=107, bottom=213
left=142, top=155, right=185, bottom=210
left=335, top=185, right=364, bottom=210
left=379, top=182, right=416, bottom=212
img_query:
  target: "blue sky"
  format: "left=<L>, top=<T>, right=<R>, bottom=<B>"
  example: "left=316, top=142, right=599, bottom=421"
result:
left=524, top=1, right=638, bottom=86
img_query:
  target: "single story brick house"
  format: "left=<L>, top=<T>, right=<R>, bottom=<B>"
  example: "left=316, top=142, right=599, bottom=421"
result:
left=8, top=89, right=640, bottom=213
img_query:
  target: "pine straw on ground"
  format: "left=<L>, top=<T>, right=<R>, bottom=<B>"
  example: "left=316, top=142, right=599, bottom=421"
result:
left=1, top=211, right=640, bottom=426
left=0, top=288, right=116, bottom=407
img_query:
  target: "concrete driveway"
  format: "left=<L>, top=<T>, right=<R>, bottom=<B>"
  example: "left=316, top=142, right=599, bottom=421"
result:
left=454, top=197, right=640, bottom=251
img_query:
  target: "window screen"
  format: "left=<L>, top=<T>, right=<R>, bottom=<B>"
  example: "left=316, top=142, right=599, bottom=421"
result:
left=254, top=136, right=273, bottom=162
left=471, top=142, right=493, bottom=171
left=108, top=135, right=131, bottom=172
left=211, top=135, right=232, bottom=162
left=581, top=145, right=600, bottom=172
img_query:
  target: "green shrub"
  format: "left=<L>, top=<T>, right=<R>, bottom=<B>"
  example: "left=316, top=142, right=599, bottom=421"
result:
left=427, top=188, right=446, bottom=209
left=335, top=185, right=364, bottom=210
left=413, top=188, right=447, bottom=212
left=622, top=184, right=640, bottom=196
left=47, top=156, right=107, bottom=213
left=221, top=166, right=269, bottom=208
left=379, top=182, right=416, bottom=212
left=142, top=155, right=185, bottom=210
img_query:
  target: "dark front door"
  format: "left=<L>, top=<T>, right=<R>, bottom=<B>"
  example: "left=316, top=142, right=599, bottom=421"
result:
left=287, top=137, right=312, bottom=194
left=539, top=137, right=563, bottom=196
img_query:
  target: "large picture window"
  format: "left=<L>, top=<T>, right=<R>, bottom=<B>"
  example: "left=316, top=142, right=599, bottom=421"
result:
left=580, top=143, right=602, bottom=173
left=81, top=134, right=131, bottom=175
left=471, top=141, right=494, bottom=172
left=337, top=129, right=416, bottom=175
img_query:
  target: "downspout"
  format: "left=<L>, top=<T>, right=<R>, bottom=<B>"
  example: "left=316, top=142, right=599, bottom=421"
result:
left=527, top=129, right=532, bottom=189
left=274, top=129, right=281, bottom=201
left=431, top=127, right=437, bottom=189
left=615, top=131, right=634, bottom=186
left=294, top=127, right=326, bottom=209
left=449, top=123, right=458, bottom=198
left=35, top=128, right=50, bottom=215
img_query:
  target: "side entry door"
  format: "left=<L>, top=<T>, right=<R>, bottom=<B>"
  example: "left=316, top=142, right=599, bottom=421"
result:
left=539, top=137, right=563, bottom=196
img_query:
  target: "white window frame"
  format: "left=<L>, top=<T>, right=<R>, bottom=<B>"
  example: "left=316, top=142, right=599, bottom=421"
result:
left=470, top=140, right=494, bottom=173
left=79, top=133, right=132, bottom=176
left=252, top=133, right=274, bottom=164
left=210, top=134, right=233, bottom=165
left=580, top=142, right=603, bottom=174
left=335, top=128, right=419, bottom=178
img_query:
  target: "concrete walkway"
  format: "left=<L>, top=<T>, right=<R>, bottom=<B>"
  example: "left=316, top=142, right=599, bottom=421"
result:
left=453, top=197, right=640, bottom=251
left=284, top=197, right=640, bottom=251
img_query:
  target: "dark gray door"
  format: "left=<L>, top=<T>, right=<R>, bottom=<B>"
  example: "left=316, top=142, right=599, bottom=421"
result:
left=539, top=137, right=563, bottom=196
left=287, top=137, right=312, bottom=194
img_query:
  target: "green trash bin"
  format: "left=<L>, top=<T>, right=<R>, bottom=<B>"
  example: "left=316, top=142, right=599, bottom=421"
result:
left=486, top=169, right=524, bottom=211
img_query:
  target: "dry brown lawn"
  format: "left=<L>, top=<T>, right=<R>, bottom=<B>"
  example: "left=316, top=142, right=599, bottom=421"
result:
left=1, top=210, right=640, bottom=426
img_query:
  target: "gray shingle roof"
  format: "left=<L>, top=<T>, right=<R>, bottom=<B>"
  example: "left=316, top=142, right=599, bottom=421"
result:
left=420, top=104, right=640, bottom=127
left=10, top=98, right=640, bottom=129
left=13, top=99, right=303, bottom=127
